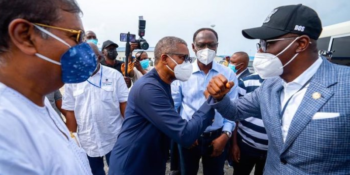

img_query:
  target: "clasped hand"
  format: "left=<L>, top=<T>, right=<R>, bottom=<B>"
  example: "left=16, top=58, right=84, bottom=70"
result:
left=204, top=74, right=234, bottom=101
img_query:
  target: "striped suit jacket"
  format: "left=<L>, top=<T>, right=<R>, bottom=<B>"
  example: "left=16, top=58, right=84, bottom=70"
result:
left=213, top=58, right=350, bottom=174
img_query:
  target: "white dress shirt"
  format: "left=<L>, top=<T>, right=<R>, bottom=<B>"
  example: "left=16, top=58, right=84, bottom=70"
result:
left=63, top=65, right=129, bottom=157
left=280, top=58, right=323, bottom=142
left=0, top=83, right=92, bottom=174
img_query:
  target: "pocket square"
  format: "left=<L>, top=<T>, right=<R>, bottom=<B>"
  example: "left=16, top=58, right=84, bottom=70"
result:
left=312, top=112, right=340, bottom=120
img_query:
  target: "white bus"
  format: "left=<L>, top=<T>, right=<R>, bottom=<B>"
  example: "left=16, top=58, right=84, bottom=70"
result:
left=317, top=21, right=350, bottom=66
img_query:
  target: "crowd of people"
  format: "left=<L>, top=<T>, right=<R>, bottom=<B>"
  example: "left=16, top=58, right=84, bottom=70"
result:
left=0, top=1, right=349, bottom=175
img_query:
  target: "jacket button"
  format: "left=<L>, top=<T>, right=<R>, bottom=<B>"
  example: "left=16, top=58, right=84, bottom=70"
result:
left=280, top=158, right=287, bottom=165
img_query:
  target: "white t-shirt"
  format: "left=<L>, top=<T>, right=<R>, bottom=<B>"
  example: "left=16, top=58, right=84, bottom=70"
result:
left=0, top=82, right=92, bottom=175
left=132, top=66, right=153, bottom=83
left=62, top=65, right=129, bottom=157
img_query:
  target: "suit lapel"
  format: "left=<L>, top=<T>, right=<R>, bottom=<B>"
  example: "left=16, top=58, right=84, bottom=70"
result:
left=281, top=59, right=337, bottom=154
left=266, top=78, right=285, bottom=151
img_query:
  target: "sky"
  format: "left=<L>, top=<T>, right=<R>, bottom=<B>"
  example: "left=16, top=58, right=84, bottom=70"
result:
left=77, top=0, right=350, bottom=56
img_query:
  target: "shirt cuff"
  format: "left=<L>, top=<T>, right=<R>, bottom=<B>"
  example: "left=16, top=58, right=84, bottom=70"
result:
left=209, top=95, right=230, bottom=109
left=222, top=122, right=235, bottom=132
left=61, top=104, right=74, bottom=111
left=118, top=97, right=128, bottom=103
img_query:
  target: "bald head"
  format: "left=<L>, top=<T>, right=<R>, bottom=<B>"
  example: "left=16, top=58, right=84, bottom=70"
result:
left=230, top=52, right=249, bottom=74
left=85, top=31, right=97, bottom=41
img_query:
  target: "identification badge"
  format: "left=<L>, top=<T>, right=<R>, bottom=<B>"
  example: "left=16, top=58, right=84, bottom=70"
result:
left=102, top=78, right=113, bottom=86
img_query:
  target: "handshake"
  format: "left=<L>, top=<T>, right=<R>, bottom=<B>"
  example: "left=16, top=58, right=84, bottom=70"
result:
left=204, top=74, right=235, bottom=101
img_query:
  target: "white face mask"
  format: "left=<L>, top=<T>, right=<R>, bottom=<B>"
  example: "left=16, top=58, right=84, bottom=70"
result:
left=253, top=37, right=300, bottom=79
left=196, top=48, right=216, bottom=65
left=166, top=55, right=193, bottom=82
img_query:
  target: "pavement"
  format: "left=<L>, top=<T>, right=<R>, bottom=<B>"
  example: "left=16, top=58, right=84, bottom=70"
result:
left=165, top=160, right=236, bottom=175
left=104, top=158, right=255, bottom=175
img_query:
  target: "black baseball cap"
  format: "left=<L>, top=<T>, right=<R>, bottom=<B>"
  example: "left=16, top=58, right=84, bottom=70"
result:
left=101, top=40, right=118, bottom=51
left=242, top=4, right=322, bottom=40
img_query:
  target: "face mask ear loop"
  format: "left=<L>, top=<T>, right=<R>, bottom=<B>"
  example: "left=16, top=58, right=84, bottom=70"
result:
left=35, top=53, right=61, bottom=65
left=276, top=36, right=300, bottom=57
left=166, top=55, right=178, bottom=72
left=33, top=24, right=71, bottom=48
left=282, top=53, right=299, bottom=68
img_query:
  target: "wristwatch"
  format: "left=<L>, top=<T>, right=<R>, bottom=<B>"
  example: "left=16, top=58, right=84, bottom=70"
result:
left=222, top=131, right=232, bottom=138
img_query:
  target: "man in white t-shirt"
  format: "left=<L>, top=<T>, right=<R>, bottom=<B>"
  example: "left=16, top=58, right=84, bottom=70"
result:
left=0, top=0, right=94, bottom=174
left=132, top=51, right=154, bottom=83
left=63, top=43, right=129, bottom=175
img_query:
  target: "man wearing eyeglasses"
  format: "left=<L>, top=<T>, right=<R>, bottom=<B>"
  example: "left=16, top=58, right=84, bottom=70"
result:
left=109, top=36, right=217, bottom=175
left=206, top=4, right=350, bottom=174
left=171, top=28, right=237, bottom=175
left=0, top=0, right=95, bottom=174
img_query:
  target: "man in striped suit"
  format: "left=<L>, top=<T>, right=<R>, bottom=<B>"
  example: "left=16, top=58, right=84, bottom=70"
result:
left=232, top=74, right=266, bottom=175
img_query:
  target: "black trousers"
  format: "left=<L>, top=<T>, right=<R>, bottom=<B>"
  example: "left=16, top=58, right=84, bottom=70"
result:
left=170, top=140, right=181, bottom=171
left=232, top=149, right=266, bottom=175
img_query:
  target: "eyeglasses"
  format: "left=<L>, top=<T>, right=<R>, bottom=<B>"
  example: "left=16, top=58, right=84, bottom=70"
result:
left=34, top=23, right=85, bottom=43
left=256, top=37, right=297, bottom=53
left=167, top=53, right=192, bottom=63
left=194, top=42, right=218, bottom=49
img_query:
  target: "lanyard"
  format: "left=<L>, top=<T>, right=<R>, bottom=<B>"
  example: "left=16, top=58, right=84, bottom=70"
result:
left=279, top=77, right=312, bottom=125
left=87, top=66, right=103, bottom=88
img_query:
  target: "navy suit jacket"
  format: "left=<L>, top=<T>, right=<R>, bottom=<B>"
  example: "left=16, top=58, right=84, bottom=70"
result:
left=108, top=69, right=215, bottom=175
left=213, top=58, right=350, bottom=174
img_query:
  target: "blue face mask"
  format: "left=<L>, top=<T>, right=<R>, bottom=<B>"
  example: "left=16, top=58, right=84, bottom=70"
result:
left=140, top=59, right=150, bottom=70
left=228, top=63, right=238, bottom=73
left=34, top=25, right=97, bottom=83
left=87, top=39, right=98, bottom=45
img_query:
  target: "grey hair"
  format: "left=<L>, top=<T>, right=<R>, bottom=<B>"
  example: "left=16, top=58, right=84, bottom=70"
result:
left=154, top=36, right=187, bottom=65
left=0, top=0, right=82, bottom=54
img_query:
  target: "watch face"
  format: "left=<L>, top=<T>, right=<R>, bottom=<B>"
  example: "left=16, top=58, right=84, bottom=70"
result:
left=223, top=131, right=232, bottom=138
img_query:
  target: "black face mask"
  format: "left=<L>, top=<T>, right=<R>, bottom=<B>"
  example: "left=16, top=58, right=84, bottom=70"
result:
left=107, top=50, right=118, bottom=60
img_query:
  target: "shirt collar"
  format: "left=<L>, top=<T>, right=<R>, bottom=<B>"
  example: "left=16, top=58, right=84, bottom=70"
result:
left=91, top=64, right=102, bottom=77
left=237, top=68, right=248, bottom=78
left=193, top=60, right=219, bottom=73
left=282, top=57, right=323, bottom=88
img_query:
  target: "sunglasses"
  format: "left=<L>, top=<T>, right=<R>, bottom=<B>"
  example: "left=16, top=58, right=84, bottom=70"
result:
left=167, top=53, right=192, bottom=63
left=256, top=37, right=297, bottom=53
left=34, top=23, right=85, bottom=43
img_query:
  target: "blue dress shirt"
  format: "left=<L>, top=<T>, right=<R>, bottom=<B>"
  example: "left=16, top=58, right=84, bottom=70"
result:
left=171, top=61, right=238, bottom=133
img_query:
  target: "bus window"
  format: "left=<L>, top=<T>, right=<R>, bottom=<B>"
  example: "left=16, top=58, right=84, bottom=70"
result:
left=331, top=36, right=350, bottom=59
left=317, top=37, right=331, bottom=51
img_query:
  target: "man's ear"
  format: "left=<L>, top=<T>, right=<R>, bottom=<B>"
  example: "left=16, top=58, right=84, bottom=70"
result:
left=8, top=19, right=38, bottom=56
left=192, top=43, right=196, bottom=53
left=160, top=54, right=168, bottom=65
left=296, top=35, right=311, bottom=53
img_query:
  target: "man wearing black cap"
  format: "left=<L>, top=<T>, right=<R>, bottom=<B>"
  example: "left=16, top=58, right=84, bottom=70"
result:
left=100, top=40, right=132, bottom=88
left=206, top=4, right=350, bottom=174
left=100, top=40, right=122, bottom=71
